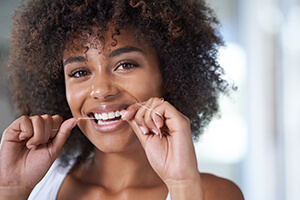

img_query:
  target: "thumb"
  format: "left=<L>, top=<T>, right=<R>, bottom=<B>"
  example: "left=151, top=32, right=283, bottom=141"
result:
left=48, top=118, right=77, bottom=159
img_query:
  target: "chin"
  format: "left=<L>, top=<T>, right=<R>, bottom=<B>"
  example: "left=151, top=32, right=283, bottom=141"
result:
left=89, top=131, right=142, bottom=154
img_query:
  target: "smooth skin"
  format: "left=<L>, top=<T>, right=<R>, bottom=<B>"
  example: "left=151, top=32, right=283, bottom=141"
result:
left=0, top=28, right=244, bottom=200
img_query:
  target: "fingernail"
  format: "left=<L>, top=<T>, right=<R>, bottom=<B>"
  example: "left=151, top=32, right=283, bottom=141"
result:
left=72, top=121, right=77, bottom=128
left=121, top=110, right=127, bottom=119
left=68, top=118, right=77, bottom=128
left=151, top=129, right=159, bottom=136
left=27, top=144, right=36, bottom=149
left=153, top=117, right=162, bottom=130
left=139, top=126, right=148, bottom=135
left=19, top=132, right=26, bottom=141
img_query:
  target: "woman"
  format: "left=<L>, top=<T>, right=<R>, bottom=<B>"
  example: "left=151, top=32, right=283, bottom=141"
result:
left=0, top=0, right=244, bottom=199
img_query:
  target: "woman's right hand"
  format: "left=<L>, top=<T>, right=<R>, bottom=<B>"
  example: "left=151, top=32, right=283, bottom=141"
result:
left=0, top=115, right=76, bottom=199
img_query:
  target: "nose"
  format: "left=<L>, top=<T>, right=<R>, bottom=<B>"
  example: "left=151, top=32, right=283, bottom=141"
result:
left=89, top=72, right=119, bottom=101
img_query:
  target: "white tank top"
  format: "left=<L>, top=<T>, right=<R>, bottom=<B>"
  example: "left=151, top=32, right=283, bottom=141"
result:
left=28, top=159, right=171, bottom=200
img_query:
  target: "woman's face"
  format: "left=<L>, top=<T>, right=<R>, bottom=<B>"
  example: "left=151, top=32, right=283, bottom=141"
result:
left=63, top=28, right=164, bottom=153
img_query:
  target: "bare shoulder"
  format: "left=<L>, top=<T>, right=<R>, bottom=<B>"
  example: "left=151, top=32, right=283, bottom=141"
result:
left=200, top=173, right=244, bottom=200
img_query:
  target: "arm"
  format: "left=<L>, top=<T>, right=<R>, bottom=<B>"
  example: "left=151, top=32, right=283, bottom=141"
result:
left=122, top=97, right=204, bottom=199
left=166, top=173, right=205, bottom=200
left=122, top=97, right=244, bottom=200
left=0, top=115, right=76, bottom=199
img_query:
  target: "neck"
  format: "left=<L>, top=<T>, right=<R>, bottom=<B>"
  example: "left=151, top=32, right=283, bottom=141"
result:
left=80, top=143, right=164, bottom=193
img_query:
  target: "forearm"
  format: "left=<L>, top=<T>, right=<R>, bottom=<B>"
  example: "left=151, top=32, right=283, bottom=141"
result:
left=166, top=174, right=205, bottom=200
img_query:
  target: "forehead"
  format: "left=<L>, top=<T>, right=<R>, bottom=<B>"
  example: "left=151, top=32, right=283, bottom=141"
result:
left=63, top=27, right=144, bottom=57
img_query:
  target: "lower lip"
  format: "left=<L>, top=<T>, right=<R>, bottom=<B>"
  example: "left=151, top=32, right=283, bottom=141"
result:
left=90, top=118, right=126, bottom=133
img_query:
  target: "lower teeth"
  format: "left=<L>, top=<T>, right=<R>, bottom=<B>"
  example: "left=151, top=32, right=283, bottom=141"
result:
left=97, top=119, right=121, bottom=125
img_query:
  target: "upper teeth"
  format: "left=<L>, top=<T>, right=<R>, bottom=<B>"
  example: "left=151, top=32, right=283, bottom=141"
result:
left=94, top=110, right=122, bottom=121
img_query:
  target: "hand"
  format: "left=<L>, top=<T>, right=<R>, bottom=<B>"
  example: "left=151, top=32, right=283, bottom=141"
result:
left=121, top=98, right=202, bottom=190
left=0, top=115, right=76, bottom=199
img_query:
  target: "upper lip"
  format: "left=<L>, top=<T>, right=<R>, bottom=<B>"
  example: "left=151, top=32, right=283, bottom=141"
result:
left=85, top=104, right=129, bottom=117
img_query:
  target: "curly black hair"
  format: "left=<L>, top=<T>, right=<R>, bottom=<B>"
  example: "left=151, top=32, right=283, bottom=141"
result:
left=9, top=0, right=229, bottom=165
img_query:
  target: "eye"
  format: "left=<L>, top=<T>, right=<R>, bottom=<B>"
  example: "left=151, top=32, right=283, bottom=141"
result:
left=68, top=68, right=91, bottom=78
left=115, top=61, right=139, bottom=71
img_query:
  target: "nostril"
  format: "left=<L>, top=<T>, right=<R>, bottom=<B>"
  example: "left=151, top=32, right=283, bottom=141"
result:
left=89, top=80, right=120, bottom=101
left=104, top=94, right=114, bottom=99
left=89, top=85, right=116, bottom=100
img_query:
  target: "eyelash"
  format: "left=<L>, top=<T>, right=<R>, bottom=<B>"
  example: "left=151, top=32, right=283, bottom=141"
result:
left=115, top=61, right=139, bottom=71
left=68, top=68, right=90, bottom=78
left=68, top=61, right=139, bottom=78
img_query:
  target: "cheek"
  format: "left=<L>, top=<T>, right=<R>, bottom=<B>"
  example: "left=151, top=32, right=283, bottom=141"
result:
left=65, top=83, right=86, bottom=116
left=145, top=67, right=164, bottom=95
left=126, top=70, right=163, bottom=102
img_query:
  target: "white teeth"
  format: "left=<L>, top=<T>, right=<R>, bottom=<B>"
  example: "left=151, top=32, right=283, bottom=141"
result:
left=94, top=110, right=123, bottom=121
left=95, top=113, right=102, bottom=120
left=102, top=113, right=108, bottom=120
left=108, top=112, right=115, bottom=119
left=97, top=119, right=120, bottom=125
left=115, top=111, right=121, bottom=117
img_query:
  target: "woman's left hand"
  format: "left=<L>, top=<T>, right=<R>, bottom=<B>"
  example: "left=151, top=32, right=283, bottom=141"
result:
left=121, top=97, right=203, bottom=195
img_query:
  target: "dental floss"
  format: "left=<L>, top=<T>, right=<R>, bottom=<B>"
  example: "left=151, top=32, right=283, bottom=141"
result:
left=128, top=93, right=165, bottom=119
left=76, top=117, right=97, bottom=122
left=134, top=98, right=165, bottom=138
left=75, top=97, right=165, bottom=138
left=127, top=94, right=165, bottom=138
left=135, top=101, right=165, bottom=120
left=51, top=118, right=97, bottom=132
left=77, top=114, right=164, bottom=138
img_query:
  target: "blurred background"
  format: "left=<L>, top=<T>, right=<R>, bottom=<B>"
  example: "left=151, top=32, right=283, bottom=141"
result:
left=0, top=0, right=299, bottom=199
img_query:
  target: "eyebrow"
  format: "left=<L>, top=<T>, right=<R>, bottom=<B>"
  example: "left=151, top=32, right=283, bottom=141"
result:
left=109, top=46, right=144, bottom=57
left=63, top=46, right=144, bottom=66
left=63, top=56, right=87, bottom=66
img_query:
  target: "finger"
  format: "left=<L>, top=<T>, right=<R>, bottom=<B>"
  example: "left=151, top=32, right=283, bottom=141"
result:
left=126, top=119, right=149, bottom=148
left=141, top=98, right=165, bottom=135
left=122, top=98, right=165, bottom=136
left=50, top=115, right=63, bottom=139
left=125, top=105, right=150, bottom=135
left=17, top=116, right=34, bottom=141
left=152, top=101, right=190, bottom=133
left=26, top=115, right=45, bottom=148
left=149, top=99, right=165, bottom=130
left=139, top=123, right=150, bottom=135
left=151, top=103, right=168, bottom=138
left=47, top=118, right=77, bottom=159
left=128, top=101, right=158, bottom=135
left=3, top=116, right=33, bottom=142
left=121, top=103, right=140, bottom=121
left=152, top=111, right=164, bottom=130
left=138, top=100, right=169, bottom=136
left=143, top=106, right=161, bottom=136
left=134, top=102, right=148, bottom=126
left=41, top=114, right=53, bottom=144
